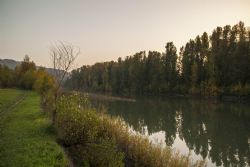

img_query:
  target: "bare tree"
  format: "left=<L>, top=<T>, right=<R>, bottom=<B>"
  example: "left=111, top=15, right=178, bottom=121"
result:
left=50, top=41, right=80, bottom=98
left=50, top=41, right=79, bottom=123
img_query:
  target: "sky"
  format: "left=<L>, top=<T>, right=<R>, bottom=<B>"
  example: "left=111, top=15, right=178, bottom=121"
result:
left=1, top=0, right=250, bottom=68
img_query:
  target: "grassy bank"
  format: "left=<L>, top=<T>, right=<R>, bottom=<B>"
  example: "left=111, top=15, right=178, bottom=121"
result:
left=0, top=89, right=68, bottom=167
left=0, top=89, right=24, bottom=112
left=55, top=93, right=205, bottom=167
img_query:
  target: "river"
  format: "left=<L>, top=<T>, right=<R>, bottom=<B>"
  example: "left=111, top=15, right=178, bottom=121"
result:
left=91, top=96, right=250, bottom=167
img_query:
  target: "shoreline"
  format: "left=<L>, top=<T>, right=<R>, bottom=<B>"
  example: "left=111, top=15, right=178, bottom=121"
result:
left=67, top=90, right=250, bottom=103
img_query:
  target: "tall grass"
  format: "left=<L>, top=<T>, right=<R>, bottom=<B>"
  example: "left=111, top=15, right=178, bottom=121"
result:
left=55, top=93, right=206, bottom=167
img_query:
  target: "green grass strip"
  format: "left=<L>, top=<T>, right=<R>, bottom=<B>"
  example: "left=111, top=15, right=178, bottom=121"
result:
left=0, top=90, right=68, bottom=167
left=0, top=89, right=24, bottom=113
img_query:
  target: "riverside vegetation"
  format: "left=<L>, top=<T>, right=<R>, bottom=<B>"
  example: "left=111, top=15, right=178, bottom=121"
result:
left=0, top=56, right=205, bottom=166
left=55, top=93, right=205, bottom=167
left=0, top=89, right=69, bottom=166
left=0, top=57, right=69, bottom=166
left=1, top=21, right=249, bottom=166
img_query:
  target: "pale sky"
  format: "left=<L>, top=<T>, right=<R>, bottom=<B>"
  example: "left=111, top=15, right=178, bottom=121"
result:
left=1, top=0, right=250, bottom=67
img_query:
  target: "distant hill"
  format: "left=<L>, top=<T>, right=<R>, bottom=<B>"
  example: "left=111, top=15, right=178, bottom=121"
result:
left=0, top=58, right=69, bottom=79
left=0, top=59, right=21, bottom=69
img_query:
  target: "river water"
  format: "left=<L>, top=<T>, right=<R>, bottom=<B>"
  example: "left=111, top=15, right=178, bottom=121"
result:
left=92, top=97, right=250, bottom=167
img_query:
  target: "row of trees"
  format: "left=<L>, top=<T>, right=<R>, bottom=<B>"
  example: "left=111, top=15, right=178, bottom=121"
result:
left=1, top=42, right=79, bottom=124
left=0, top=55, right=56, bottom=106
left=65, top=21, right=250, bottom=97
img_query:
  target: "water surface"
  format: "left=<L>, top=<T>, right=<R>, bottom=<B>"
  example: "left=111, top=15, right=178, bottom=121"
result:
left=92, top=97, right=250, bottom=167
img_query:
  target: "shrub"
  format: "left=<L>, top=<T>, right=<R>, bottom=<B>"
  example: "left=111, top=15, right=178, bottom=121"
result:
left=230, top=83, right=250, bottom=96
left=84, top=139, right=124, bottom=167
left=33, top=68, right=57, bottom=110
left=55, top=93, right=125, bottom=166
left=55, top=94, right=100, bottom=146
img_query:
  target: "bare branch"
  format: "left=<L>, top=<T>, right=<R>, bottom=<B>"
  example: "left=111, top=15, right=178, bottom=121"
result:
left=50, top=41, right=80, bottom=95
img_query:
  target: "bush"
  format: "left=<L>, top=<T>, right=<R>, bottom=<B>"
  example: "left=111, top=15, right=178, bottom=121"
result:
left=55, top=93, right=125, bottom=166
left=85, top=139, right=124, bottom=167
left=67, top=139, right=124, bottom=167
left=55, top=94, right=100, bottom=146
left=0, top=65, right=15, bottom=88
left=201, top=80, right=222, bottom=97
left=230, top=83, right=250, bottom=96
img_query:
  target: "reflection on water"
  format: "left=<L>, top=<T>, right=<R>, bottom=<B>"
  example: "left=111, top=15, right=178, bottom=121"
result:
left=92, top=97, right=250, bottom=167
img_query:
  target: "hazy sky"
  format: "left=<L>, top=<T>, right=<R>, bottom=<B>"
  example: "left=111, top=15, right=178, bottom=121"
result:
left=1, top=0, right=250, bottom=67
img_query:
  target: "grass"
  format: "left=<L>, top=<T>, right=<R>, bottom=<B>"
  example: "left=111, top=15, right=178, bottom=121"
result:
left=0, top=89, right=24, bottom=112
left=0, top=89, right=69, bottom=167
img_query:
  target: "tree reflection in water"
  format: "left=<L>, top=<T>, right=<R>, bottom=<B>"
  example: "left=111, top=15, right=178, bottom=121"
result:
left=93, top=97, right=250, bottom=167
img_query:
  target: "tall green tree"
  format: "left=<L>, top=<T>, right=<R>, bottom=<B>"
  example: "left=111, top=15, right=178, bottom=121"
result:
left=65, top=21, right=250, bottom=97
left=164, top=42, right=178, bottom=91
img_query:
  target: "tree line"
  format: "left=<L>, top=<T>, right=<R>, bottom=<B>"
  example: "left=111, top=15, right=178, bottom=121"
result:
left=65, top=21, right=250, bottom=97
left=0, top=41, right=79, bottom=110
left=0, top=55, right=56, bottom=107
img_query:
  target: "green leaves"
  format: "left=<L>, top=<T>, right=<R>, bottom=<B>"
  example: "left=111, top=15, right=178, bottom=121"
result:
left=65, top=21, right=250, bottom=98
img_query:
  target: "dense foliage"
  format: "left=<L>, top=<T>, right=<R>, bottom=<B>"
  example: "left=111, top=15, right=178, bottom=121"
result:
left=0, top=55, right=56, bottom=108
left=55, top=93, right=205, bottom=167
left=65, top=22, right=250, bottom=97
left=55, top=93, right=125, bottom=167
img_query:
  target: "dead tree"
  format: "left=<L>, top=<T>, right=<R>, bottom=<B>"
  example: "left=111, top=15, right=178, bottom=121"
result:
left=50, top=41, right=80, bottom=122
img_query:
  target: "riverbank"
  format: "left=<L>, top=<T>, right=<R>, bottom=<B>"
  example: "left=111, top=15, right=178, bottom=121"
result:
left=0, top=89, right=69, bottom=166
left=55, top=93, right=206, bottom=167
left=0, top=89, right=206, bottom=166
left=84, top=91, right=250, bottom=103
left=88, top=92, right=136, bottom=102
